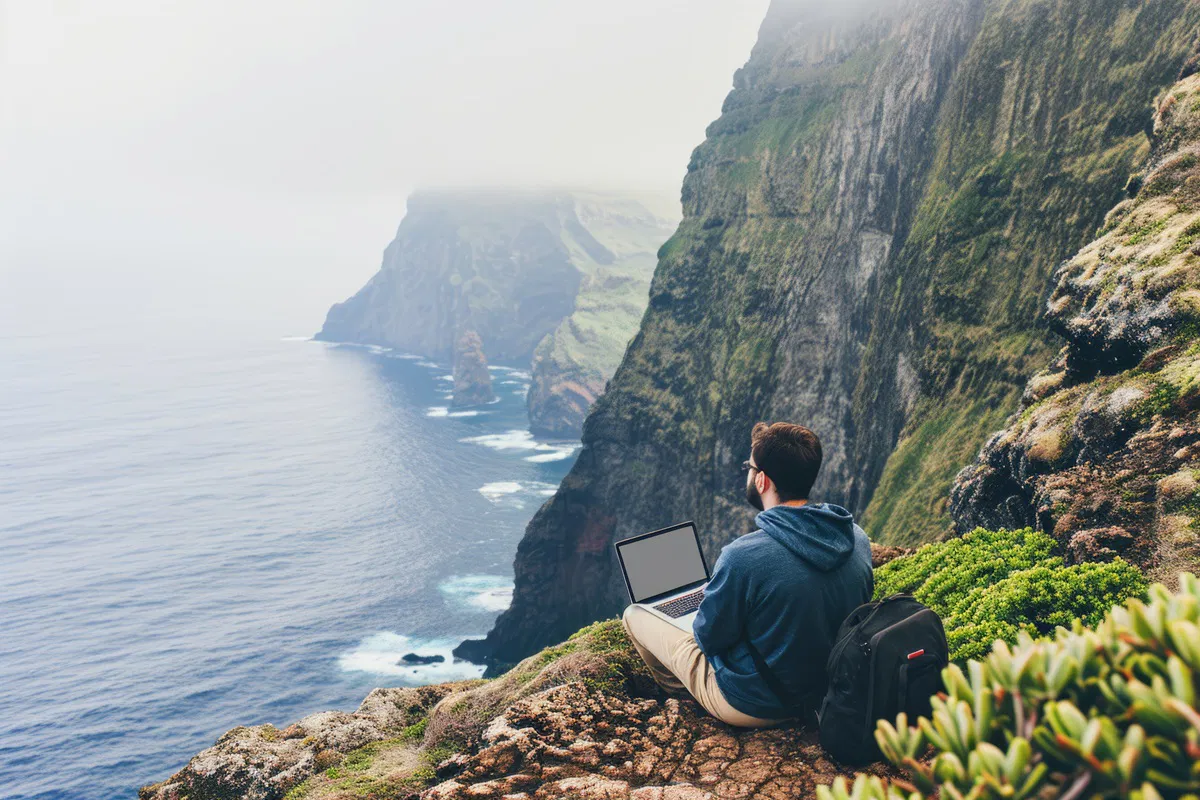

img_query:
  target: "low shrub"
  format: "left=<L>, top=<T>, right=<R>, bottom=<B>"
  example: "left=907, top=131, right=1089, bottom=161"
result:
left=817, top=573, right=1200, bottom=799
left=874, top=528, right=1147, bottom=660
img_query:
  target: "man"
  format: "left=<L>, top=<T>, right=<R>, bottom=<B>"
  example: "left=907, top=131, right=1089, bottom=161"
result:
left=621, top=422, right=874, bottom=727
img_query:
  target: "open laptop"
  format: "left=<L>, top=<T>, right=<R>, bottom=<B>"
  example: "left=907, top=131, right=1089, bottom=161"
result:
left=615, top=521, right=710, bottom=632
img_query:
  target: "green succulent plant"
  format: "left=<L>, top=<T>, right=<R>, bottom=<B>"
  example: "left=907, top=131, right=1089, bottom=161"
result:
left=817, top=574, right=1200, bottom=800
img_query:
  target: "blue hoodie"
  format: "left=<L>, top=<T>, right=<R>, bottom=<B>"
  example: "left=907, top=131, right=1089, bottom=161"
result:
left=692, top=503, right=873, bottom=720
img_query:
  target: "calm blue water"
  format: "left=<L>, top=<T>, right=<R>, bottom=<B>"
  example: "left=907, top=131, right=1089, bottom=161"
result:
left=0, top=326, right=577, bottom=800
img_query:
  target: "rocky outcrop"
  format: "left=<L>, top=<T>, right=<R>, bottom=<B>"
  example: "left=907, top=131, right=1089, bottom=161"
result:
left=141, top=620, right=900, bottom=800
left=317, top=191, right=676, bottom=436
left=464, top=0, right=1200, bottom=675
left=452, top=330, right=495, bottom=407
left=951, top=69, right=1200, bottom=585
left=424, top=683, right=894, bottom=800
left=138, top=683, right=465, bottom=800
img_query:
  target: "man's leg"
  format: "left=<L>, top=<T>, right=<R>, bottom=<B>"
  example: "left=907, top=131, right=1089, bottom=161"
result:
left=621, top=605, right=785, bottom=728
left=621, top=604, right=688, bottom=692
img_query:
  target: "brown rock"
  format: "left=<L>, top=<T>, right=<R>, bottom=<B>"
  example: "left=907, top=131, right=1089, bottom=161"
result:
left=869, top=543, right=911, bottom=568
left=1066, top=527, right=1135, bottom=563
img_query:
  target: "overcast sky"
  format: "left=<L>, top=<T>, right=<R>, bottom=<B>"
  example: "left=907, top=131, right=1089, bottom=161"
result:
left=0, top=0, right=769, bottom=335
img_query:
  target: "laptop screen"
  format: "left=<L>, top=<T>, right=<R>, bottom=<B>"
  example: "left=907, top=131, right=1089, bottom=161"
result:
left=617, top=523, right=707, bottom=603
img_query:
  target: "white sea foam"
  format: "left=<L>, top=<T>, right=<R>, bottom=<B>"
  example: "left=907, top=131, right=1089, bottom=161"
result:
left=280, top=335, right=312, bottom=342
left=524, top=447, right=577, bottom=463
left=479, top=481, right=523, bottom=497
left=460, top=430, right=539, bottom=450
left=428, top=406, right=486, bottom=418
left=439, top=574, right=513, bottom=612
left=323, top=341, right=397, bottom=356
left=478, top=480, right=559, bottom=504
left=337, top=633, right=486, bottom=681
left=437, top=374, right=454, bottom=381
left=461, top=430, right=578, bottom=465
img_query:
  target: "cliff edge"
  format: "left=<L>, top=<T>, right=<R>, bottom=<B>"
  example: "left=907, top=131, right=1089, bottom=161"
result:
left=139, top=619, right=900, bottom=800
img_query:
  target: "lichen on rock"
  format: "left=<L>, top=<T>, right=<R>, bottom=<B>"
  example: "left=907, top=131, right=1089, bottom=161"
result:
left=138, top=683, right=467, bottom=800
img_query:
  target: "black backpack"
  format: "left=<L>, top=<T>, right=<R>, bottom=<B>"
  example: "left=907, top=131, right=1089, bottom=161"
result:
left=817, top=594, right=948, bottom=765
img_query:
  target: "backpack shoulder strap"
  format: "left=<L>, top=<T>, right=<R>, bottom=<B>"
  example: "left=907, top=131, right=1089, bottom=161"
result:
left=742, top=636, right=814, bottom=720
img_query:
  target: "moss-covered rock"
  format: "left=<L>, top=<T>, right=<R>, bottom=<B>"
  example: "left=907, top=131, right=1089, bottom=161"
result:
left=138, top=683, right=466, bottom=800
left=951, top=69, right=1200, bottom=584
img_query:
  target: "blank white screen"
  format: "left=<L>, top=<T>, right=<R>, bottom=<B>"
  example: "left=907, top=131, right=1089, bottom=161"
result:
left=619, top=525, right=707, bottom=602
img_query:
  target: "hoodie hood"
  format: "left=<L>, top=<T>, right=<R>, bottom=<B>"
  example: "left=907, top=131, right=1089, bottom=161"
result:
left=754, top=502, right=856, bottom=571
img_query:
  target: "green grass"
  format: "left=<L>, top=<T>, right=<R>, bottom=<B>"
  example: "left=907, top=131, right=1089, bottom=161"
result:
left=863, top=385, right=1026, bottom=546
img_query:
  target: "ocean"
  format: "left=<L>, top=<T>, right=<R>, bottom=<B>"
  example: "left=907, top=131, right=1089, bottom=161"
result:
left=0, top=324, right=578, bottom=800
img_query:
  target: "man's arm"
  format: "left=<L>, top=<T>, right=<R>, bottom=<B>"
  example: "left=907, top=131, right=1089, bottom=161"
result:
left=692, top=547, right=748, bottom=657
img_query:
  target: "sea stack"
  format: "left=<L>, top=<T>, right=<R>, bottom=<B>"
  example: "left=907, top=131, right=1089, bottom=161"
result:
left=452, top=330, right=494, bottom=407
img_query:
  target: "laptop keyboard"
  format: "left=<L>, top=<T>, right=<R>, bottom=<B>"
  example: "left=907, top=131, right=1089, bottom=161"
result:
left=653, top=588, right=704, bottom=618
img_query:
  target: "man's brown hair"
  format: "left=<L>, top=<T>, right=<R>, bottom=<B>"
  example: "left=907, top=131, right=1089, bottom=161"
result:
left=750, top=422, right=823, bottom=502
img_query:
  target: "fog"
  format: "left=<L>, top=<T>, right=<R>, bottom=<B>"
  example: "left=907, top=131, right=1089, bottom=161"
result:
left=1, top=0, right=769, bottom=336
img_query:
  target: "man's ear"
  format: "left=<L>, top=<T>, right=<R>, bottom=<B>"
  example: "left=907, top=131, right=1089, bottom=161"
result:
left=756, top=470, right=770, bottom=495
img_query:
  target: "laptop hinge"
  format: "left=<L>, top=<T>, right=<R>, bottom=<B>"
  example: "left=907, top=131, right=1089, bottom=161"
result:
left=642, top=579, right=707, bottom=606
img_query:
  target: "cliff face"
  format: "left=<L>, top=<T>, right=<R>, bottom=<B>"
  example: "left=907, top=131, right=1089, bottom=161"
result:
left=464, top=0, right=1200, bottom=672
left=317, top=191, right=677, bottom=436
left=317, top=191, right=582, bottom=364
left=951, top=68, right=1200, bottom=586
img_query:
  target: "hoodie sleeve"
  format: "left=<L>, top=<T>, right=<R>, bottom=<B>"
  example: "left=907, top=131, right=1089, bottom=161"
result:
left=692, top=546, right=747, bottom=656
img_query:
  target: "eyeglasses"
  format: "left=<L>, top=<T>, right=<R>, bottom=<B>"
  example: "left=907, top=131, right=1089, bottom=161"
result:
left=740, top=460, right=761, bottom=473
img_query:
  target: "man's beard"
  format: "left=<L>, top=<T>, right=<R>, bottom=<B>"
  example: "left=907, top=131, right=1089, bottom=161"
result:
left=745, top=476, right=764, bottom=511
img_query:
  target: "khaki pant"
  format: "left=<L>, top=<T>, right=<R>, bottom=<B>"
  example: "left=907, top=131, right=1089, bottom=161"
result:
left=621, top=604, right=787, bottom=728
